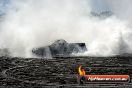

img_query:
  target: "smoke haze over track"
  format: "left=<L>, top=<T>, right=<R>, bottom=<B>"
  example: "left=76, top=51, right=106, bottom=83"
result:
left=0, top=0, right=132, bottom=57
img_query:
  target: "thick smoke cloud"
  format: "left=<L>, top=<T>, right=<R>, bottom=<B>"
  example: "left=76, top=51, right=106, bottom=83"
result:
left=0, top=0, right=132, bottom=57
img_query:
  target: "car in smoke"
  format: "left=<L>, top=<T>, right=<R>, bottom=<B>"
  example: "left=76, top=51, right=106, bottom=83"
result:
left=32, top=39, right=87, bottom=58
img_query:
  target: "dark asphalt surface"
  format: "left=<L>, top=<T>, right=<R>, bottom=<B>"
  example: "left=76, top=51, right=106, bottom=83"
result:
left=0, top=56, right=132, bottom=88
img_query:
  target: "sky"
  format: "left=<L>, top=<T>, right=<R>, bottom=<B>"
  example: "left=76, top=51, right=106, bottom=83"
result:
left=0, top=0, right=10, bottom=15
left=91, top=0, right=111, bottom=13
left=0, top=0, right=110, bottom=15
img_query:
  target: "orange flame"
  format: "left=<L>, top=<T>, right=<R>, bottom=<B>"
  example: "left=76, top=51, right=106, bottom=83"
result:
left=78, top=66, right=86, bottom=76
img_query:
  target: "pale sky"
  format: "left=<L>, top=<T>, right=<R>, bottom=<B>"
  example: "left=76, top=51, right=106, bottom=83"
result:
left=0, top=0, right=110, bottom=15
left=0, top=0, right=10, bottom=15
left=91, top=0, right=111, bottom=13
